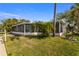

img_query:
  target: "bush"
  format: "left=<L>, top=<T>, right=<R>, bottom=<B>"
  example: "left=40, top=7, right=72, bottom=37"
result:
left=33, top=22, right=53, bottom=37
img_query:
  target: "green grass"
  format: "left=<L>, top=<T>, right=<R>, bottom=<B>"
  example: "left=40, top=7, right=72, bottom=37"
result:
left=5, top=35, right=79, bottom=56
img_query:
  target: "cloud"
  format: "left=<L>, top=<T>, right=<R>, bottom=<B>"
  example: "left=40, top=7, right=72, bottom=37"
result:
left=0, top=12, right=25, bottom=19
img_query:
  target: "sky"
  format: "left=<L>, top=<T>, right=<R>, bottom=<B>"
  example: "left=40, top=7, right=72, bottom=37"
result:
left=0, top=3, right=73, bottom=22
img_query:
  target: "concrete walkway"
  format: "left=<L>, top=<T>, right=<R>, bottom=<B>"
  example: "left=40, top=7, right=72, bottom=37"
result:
left=0, top=37, right=7, bottom=56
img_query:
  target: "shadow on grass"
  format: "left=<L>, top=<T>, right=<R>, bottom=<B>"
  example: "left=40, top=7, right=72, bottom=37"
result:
left=14, top=34, right=51, bottom=40
left=25, top=35, right=50, bottom=40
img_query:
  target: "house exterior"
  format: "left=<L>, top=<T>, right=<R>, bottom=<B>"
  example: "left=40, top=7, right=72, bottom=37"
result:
left=11, top=22, right=41, bottom=36
left=11, top=19, right=66, bottom=36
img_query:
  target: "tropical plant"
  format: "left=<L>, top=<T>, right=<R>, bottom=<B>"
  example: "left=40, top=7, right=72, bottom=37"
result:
left=33, top=21, right=53, bottom=37
left=18, top=19, right=30, bottom=23
left=1, top=18, right=18, bottom=32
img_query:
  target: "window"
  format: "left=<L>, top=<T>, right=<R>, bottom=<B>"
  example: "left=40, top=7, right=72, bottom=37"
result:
left=25, top=24, right=32, bottom=32
left=18, top=25, right=24, bottom=32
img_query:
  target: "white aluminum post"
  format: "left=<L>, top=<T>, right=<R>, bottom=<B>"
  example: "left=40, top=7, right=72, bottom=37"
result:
left=16, top=26, right=18, bottom=32
left=24, top=24, right=26, bottom=35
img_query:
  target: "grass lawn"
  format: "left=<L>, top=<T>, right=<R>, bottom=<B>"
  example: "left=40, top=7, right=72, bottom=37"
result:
left=5, top=35, right=79, bottom=56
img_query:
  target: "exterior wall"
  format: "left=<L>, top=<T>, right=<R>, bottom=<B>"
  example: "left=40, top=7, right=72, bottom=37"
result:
left=12, top=32, right=41, bottom=36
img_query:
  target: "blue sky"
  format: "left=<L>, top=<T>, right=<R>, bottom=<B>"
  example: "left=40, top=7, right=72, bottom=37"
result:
left=0, top=3, right=73, bottom=22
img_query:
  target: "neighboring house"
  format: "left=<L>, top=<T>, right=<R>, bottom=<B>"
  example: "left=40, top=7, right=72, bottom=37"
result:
left=55, top=18, right=66, bottom=36
left=11, top=19, right=66, bottom=36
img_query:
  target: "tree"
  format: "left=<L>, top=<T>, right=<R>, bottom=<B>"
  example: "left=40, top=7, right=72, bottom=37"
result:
left=18, top=19, right=30, bottom=23
left=56, top=3, right=79, bottom=40
left=0, top=24, right=3, bottom=30
left=56, top=4, right=79, bottom=33
left=33, top=21, right=53, bottom=37
left=65, top=4, right=79, bottom=33
left=2, top=18, right=18, bottom=32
